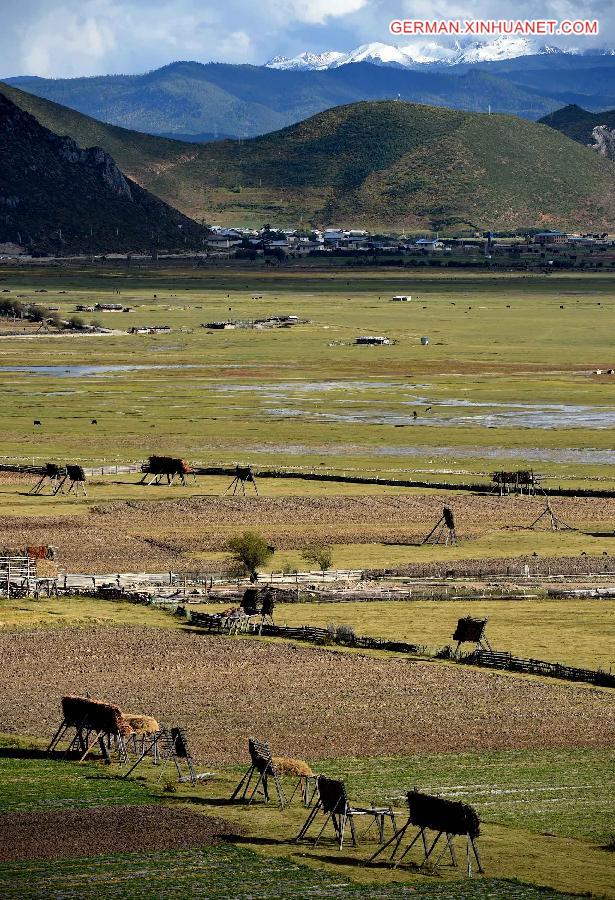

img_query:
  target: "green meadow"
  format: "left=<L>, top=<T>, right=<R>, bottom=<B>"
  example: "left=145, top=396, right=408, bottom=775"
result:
left=0, top=736, right=612, bottom=898
left=0, top=266, right=613, bottom=488
left=195, top=597, right=615, bottom=672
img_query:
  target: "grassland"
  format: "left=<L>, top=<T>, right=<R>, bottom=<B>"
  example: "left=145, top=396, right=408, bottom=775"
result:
left=1, top=473, right=614, bottom=573
left=0, top=594, right=180, bottom=630
left=0, top=267, right=613, bottom=485
left=1, top=264, right=613, bottom=897
left=2, top=626, right=613, bottom=762
left=198, top=598, right=615, bottom=671
left=1, top=590, right=613, bottom=675
left=0, top=730, right=613, bottom=897
left=0, top=265, right=614, bottom=573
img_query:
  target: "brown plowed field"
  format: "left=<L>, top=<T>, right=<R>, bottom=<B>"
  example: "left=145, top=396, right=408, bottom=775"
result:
left=0, top=627, right=613, bottom=763
left=0, top=804, right=234, bottom=861
left=1, top=491, right=614, bottom=572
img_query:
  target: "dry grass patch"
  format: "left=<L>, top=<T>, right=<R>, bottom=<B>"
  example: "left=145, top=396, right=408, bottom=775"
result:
left=0, top=626, right=612, bottom=764
left=0, top=490, right=613, bottom=572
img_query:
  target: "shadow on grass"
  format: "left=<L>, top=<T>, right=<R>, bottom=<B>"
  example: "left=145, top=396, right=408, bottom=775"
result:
left=232, top=834, right=294, bottom=848
left=0, top=746, right=50, bottom=761
left=295, top=851, right=367, bottom=868
left=0, top=746, right=113, bottom=766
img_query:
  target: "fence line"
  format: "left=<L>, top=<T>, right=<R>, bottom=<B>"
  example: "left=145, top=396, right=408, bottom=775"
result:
left=1, top=460, right=614, bottom=498
left=187, top=613, right=614, bottom=689
left=463, top=650, right=615, bottom=687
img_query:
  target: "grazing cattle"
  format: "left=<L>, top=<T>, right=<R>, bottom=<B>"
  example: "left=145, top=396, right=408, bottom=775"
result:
left=91, top=419, right=98, bottom=425
left=33, top=420, right=41, bottom=426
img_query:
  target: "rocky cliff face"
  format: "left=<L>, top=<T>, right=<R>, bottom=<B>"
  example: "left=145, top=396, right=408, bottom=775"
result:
left=589, top=125, right=615, bottom=160
left=56, top=139, right=133, bottom=199
left=1, top=97, right=133, bottom=201
left=0, top=92, right=206, bottom=254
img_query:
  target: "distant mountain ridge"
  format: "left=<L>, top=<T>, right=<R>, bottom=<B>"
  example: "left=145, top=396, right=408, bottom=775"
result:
left=2, top=84, right=614, bottom=232
left=7, top=53, right=615, bottom=141
left=0, top=92, right=206, bottom=254
left=266, top=38, right=591, bottom=70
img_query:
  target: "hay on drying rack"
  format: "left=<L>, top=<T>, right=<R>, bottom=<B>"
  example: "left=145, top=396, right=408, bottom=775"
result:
left=36, top=559, right=59, bottom=578
left=272, top=756, right=314, bottom=778
left=48, top=695, right=135, bottom=765
left=122, top=714, right=160, bottom=736
left=453, top=617, right=488, bottom=645
left=60, top=695, right=132, bottom=736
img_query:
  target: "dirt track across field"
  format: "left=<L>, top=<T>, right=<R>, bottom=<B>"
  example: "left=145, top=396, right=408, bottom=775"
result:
left=0, top=627, right=613, bottom=763
left=0, top=804, right=234, bottom=861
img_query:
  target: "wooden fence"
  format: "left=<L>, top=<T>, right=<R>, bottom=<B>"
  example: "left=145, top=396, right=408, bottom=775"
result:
left=462, top=650, right=615, bottom=688
left=2, top=460, right=614, bottom=499
left=188, top=613, right=421, bottom=653
left=0, top=556, right=37, bottom=597
left=187, top=613, right=613, bottom=688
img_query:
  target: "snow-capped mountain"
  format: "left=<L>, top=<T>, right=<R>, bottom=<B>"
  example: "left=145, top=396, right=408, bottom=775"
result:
left=266, top=50, right=347, bottom=71
left=266, top=38, right=584, bottom=70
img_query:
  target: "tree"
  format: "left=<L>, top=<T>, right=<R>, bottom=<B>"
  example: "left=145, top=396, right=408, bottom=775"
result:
left=28, top=304, right=49, bottom=322
left=227, top=530, right=273, bottom=582
left=302, top=542, right=333, bottom=576
left=47, top=312, right=62, bottom=329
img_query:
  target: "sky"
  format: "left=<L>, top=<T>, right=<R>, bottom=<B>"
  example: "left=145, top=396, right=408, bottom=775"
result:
left=0, top=0, right=612, bottom=79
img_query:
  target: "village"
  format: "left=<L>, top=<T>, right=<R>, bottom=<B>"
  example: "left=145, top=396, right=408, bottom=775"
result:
left=1, top=227, right=614, bottom=268
left=205, top=225, right=613, bottom=257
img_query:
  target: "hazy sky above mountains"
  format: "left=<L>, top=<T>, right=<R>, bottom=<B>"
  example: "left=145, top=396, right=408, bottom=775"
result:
left=0, top=0, right=611, bottom=78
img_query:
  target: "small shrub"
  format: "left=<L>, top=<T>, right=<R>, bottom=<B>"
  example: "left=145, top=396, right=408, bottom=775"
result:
left=335, top=624, right=356, bottom=646
left=46, top=312, right=62, bottom=329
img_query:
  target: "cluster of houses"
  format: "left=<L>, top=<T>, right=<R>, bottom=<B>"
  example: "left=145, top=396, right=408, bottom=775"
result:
left=532, top=231, right=610, bottom=246
left=205, top=226, right=445, bottom=255
left=205, top=226, right=613, bottom=258
left=202, top=314, right=303, bottom=330
left=75, top=302, right=133, bottom=313
left=129, top=324, right=171, bottom=335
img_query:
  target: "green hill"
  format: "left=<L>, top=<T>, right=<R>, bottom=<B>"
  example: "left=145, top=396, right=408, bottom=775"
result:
left=0, top=91, right=206, bottom=255
left=539, top=104, right=615, bottom=149
left=2, top=83, right=614, bottom=231
left=6, top=61, right=557, bottom=137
